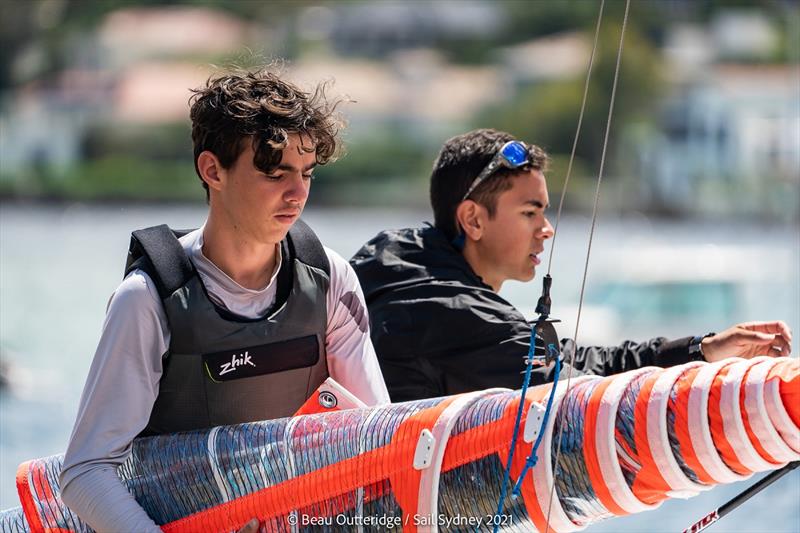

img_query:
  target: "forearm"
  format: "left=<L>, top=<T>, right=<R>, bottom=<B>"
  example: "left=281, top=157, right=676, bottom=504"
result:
left=60, top=270, right=168, bottom=531
left=652, top=336, right=694, bottom=366
left=564, top=336, right=694, bottom=376
left=61, top=467, right=161, bottom=533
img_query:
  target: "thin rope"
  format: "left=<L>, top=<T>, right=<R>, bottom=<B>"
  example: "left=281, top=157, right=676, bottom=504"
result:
left=545, top=0, right=606, bottom=277
left=493, top=5, right=606, bottom=522
left=544, top=0, right=631, bottom=531
left=511, top=356, right=562, bottom=495
left=492, top=333, right=541, bottom=533
left=494, top=0, right=606, bottom=526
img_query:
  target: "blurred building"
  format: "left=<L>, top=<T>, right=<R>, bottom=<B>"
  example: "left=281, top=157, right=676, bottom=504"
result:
left=1, top=6, right=257, bottom=178
left=0, top=73, right=110, bottom=178
left=631, top=11, right=799, bottom=218
left=322, top=1, right=503, bottom=57
left=1, top=2, right=797, bottom=216
left=500, top=31, right=590, bottom=84
left=288, top=51, right=507, bottom=140
left=636, top=65, right=799, bottom=213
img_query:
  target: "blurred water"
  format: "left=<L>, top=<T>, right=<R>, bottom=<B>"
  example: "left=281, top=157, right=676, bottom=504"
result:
left=0, top=203, right=798, bottom=532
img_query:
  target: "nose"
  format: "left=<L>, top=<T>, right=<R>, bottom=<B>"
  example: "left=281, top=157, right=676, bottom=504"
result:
left=537, top=216, right=555, bottom=240
left=283, top=173, right=309, bottom=205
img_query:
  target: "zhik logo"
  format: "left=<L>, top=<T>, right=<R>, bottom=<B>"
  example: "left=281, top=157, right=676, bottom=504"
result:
left=219, top=351, right=256, bottom=376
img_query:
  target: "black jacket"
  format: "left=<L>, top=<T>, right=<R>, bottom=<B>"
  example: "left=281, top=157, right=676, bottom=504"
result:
left=351, top=226, right=695, bottom=402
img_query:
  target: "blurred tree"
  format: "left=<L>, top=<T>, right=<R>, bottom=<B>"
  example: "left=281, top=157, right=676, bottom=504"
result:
left=81, top=123, right=192, bottom=162
left=314, top=129, right=432, bottom=184
left=499, top=0, right=601, bottom=44
left=0, top=1, right=50, bottom=88
left=311, top=127, right=435, bottom=204
left=475, top=23, right=663, bottom=180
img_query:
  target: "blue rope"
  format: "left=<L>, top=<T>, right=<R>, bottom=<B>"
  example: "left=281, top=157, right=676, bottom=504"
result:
left=511, top=356, right=561, bottom=497
left=492, top=323, right=539, bottom=533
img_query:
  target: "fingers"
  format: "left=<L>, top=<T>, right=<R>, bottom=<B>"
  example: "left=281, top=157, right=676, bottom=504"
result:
left=739, top=320, right=793, bottom=343
left=771, top=334, right=792, bottom=356
left=776, top=321, right=793, bottom=344
left=735, top=321, right=793, bottom=357
left=770, top=345, right=786, bottom=357
left=735, top=329, right=791, bottom=358
left=736, top=329, right=776, bottom=344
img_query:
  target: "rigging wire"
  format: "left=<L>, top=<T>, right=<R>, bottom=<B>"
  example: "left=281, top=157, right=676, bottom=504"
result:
left=492, top=2, right=606, bottom=529
left=545, top=0, right=606, bottom=277
left=544, top=0, right=632, bottom=531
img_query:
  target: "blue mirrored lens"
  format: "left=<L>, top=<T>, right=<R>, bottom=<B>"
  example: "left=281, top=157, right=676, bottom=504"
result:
left=502, top=141, right=529, bottom=166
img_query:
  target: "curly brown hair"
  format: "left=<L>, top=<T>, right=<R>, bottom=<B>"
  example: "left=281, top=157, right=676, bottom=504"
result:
left=189, top=67, right=344, bottom=200
left=430, top=129, right=549, bottom=241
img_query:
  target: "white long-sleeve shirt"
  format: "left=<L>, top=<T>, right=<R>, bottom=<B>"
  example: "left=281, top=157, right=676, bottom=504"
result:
left=59, top=228, right=389, bottom=532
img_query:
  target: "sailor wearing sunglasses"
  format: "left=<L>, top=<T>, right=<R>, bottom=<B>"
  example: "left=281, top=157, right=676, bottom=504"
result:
left=350, top=128, right=792, bottom=402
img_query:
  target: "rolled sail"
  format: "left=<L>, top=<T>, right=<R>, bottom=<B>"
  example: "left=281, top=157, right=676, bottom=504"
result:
left=2, top=357, right=797, bottom=533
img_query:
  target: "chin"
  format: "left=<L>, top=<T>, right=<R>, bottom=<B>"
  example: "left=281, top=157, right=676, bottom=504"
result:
left=512, top=269, right=536, bottom=283
left=259, top=225, right=290, bottom=245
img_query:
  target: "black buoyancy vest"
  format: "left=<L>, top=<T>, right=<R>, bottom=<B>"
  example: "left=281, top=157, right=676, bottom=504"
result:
left=125, top=220, right=330, bottom=436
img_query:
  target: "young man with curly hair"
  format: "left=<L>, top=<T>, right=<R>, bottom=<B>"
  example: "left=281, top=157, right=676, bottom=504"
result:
left=351, top=128, right=792, bottom=402
left=60, top=69, right=389, bottom=532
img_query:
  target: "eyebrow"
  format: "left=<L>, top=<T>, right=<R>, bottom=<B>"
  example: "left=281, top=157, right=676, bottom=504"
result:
left=525, top=199, right=548, bottom=209
left=276, top=162, right=317, bottom=172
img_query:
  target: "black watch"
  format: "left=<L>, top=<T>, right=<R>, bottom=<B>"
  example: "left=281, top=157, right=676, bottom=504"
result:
left=688, top=332, right=716, bottom=362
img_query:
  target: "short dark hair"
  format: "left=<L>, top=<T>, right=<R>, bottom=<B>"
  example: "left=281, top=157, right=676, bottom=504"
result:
left=430, top=128, right=549, bottom=240
left=189, top=67, right=343, bottom=200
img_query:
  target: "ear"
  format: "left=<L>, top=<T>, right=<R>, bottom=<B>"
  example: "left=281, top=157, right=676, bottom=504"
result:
left=455, top=200, right=486, bottom=242
left=197, top=151, right=225, bottom=193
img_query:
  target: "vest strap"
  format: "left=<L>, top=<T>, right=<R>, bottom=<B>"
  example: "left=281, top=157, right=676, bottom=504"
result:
left=269, top=219, right=329, bottom=318
left=126, top=225, right=195, bottom=300
left=126, top=221, right=327, bottom=304
left=288, top=219, right=330, bottom=275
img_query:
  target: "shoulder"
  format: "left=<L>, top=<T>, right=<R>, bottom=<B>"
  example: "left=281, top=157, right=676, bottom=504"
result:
left=351, top=227, right=426, bottom=264
left=322, top=247, right=370, bottom=333
left=111, top=269, right=162, bottom=310
left=324, top=246, right=360, bottom=293
left=177, top=228, right=202, bottom=253
left=104, top=269, right=169, bottom=343
left=373, top=279, right=527, bottom=330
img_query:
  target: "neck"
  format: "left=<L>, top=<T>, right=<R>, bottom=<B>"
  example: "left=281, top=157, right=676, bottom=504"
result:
left=201, top=211, right=279, bottom=290
left=462, top=242, right=503, bottom=292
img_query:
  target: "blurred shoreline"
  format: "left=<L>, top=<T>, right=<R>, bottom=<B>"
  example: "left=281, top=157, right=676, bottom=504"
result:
left=2, top=194, right=798, bottom=224
left=2, top=2, right=797, bottom=221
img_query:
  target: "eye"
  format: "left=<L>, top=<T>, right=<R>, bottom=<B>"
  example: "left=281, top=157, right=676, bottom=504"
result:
left=523, top=211, right=537, bottom=218
left=302, top=173, right=315, bottom=181
left=263, top=172, right=283, bottom=181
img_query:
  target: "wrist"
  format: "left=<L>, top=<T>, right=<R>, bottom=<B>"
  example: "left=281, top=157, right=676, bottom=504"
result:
left=689, top=332, right=716, bottom=362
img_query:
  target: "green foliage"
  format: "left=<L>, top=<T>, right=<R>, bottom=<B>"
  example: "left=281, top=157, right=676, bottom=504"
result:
left=82, top=122, right=192, bottom=161
left=325, top=135, right=432, bottom=182
left=499, top=0, right=603, bottom=45
left=1, top=157, right=202, bottom=202
left=57, top=156, right=202, bottom=200
left=475, top=24, right=662, bottom=178
left=436, top=37, right=498, bottom=65
left=309, top=129, right=435, bottom=205
left=3, top=0, right=793, bottom=209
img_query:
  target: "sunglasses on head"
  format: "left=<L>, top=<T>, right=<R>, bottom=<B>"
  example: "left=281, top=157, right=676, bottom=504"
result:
left=461, top=140, right=531, bottom=202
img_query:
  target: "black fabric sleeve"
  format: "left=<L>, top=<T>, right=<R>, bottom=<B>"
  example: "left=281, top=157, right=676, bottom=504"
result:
left=371, top=283, right=696, bottom=401
left=562, top=335, right=695, bottom=377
